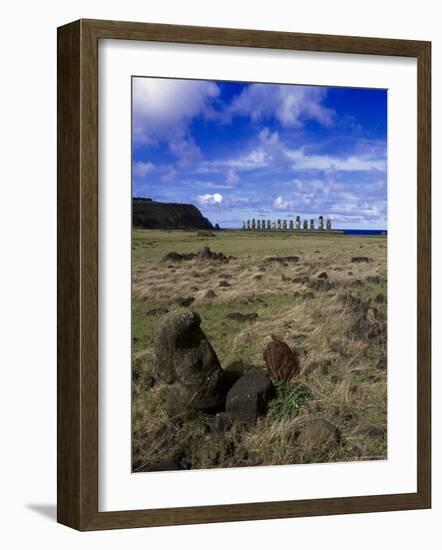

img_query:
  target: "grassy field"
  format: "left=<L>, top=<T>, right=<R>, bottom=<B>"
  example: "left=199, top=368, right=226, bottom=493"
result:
left=132, top=229, right=387, bottom=471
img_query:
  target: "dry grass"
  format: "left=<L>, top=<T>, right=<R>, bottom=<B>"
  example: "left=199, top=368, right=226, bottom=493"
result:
left=132, top=230, right=387, bottom=470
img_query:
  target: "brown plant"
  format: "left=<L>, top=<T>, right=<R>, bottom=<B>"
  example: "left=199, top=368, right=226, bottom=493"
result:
left=263, top=339, right=300, bottom=382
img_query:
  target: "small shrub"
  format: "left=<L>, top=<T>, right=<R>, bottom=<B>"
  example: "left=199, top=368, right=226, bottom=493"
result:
left=267, top=381, right=312, bottom=421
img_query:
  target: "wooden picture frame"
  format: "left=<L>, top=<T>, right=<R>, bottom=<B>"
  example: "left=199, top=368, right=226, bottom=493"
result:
left=57, top=18, right=431, bottom=531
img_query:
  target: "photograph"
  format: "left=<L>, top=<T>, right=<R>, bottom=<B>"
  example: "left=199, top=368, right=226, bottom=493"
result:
left=131, top=76, right=388, bottom=473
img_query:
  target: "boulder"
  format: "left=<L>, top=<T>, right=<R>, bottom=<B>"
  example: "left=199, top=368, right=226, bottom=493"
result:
left=351, top=256, right=371, bottom=263
left=374, top=293, right=386, bottom=304
left=264, top=255, right=299, bottom=264
left=299, top=419, right=340, bottom=449
left=225, top=369, right=274, bottom=423
left=153, top=311, right=230, bottom=410
left=175, top=296, right=195, bottom=307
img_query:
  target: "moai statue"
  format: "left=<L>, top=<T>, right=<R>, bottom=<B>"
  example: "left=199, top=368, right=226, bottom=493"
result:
left=326, top=218, right=332, bottom=231
left=257, top=219, right=261, bottom=230
left=247, top=219, right=250, bottom=230
left=242, top=221, right=246, bottom=230
left=282, top=219, right=287, bottom=230
left=289, top=220, right=294, bottom=230
left=261, top=219, right=265, bottom=230
left=267, top=220, right=271, bottom=230
left=319, top=215, right=324, bottom=231
left=310, top=219, right=315, bottom=231
left=251, top=218, right=256, bottom=230
left=272, top=220, right=276, bottom=230
left=277, top=219, right=281, bottom=230
left=303, top=219, right=308, bottom=230
left=296, top=216, right=301, bottom=230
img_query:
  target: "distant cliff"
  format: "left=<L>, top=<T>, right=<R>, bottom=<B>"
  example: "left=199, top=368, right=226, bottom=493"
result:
left=133, top=198, right=214, bottom=230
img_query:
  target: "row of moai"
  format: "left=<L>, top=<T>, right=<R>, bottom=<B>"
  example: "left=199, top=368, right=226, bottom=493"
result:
left=241, top=215, right=332, bottom=231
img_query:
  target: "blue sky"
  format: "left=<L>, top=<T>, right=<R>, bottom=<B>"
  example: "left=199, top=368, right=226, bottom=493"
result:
left=132, top=77, right=387, bottom=229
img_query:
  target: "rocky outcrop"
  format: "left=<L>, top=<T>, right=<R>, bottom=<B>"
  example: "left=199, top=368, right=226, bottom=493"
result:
left=133, top=198, right=214, bottom=230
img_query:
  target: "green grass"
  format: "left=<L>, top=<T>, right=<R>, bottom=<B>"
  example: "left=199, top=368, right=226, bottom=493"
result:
left=132, top=229, right=387, bottom=470
left=267, top=382, right=313, bottom=421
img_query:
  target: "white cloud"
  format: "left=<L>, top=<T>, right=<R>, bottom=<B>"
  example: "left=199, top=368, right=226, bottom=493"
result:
left=273, top=196, right=294, bottom=210
left=287, top=149, right=386, bottom=172
left=199, top=128, right=386, bottom=176
left=133, top=78, right=219, bottom=140
left=169, top=137, right=202, bottom=166
left=161, top=165, right=177, bottom=182
left=133, top=78, right=219, bottom=165
left=225, top=168, right=240, bottom=186
left=197, top=193, right=224, bottom=207
left=229, top=84, right=335, bottom=128
left=132, top=161, right=155, bottom=178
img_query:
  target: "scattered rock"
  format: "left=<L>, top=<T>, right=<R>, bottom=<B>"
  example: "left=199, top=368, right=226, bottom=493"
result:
left=367, top=275, right=381, bottom=284
left=298, top=419, right=340, bottom=449
left=218, top=280, right=231, bottom=288
left=263, top=339, right=300, bottom=382
left=293, top=291, right=301, bottom=299
left=153, top=310, right=230, bottom=410
left=291, top=333, right=308, bottom=342
left=376, top=356, right=387, bottom=370
left=350, top=279, right=363, bottom=288
left=351, top=256, right=371, bottom=263
left=318, top=271, right=328, bottom=279
left=374, top=293, right=386, bottom=304
left=162, top=246, right=234, bottom=263
left=175, top=447, right=193, bottom=470
left=367, top=425, right=386, bottom=439
left=292, top=276, right=310, bottom=284
left=203, top=289, right=217, bottom=299
left=264, top=255, right=299, bottom=264
left=175, top=296, right=195, bottom=307
left=226, top=312, right=258, bottom=322
left=253, top=274, right=263, bottom=280
left=146, top=307, right=169, bottom=316
left=309, top=278, right=334, bottom=291
left=258, top=266, right=267, bottom=272
left=304, top=291, right=315, bottom=299
left=218, top=273, right=233, bottom=279
left=340, top=294, right=386, bottom=342
left=226, top=369, right=274, bottom=423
